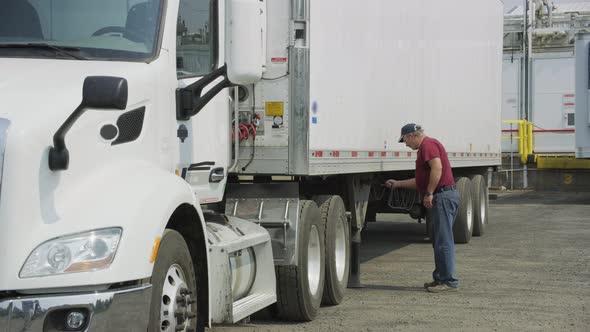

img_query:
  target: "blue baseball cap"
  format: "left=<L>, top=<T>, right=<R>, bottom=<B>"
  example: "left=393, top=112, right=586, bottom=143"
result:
left=398, top=123, right=420, bottom=143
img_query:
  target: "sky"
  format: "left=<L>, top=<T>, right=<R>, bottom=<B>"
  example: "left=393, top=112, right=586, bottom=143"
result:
left=503, top=0, right=589, bottom=12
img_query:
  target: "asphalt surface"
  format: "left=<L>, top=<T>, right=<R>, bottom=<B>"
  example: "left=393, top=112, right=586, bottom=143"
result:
left=211, top=191, right=590, bottom=331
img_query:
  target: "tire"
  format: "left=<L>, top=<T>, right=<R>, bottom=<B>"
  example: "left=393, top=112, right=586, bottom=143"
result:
left=148, top=230, right=198, bottom=332
left=470, top=174, right=489, bottom=236
left=313, top=195, right=350, bottom=305
left=275, top=200, right=325, bottom=321
left=453, top=177, right=474, bottom=244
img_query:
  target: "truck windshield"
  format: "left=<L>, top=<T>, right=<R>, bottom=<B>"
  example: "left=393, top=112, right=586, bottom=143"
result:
left=0, top=0, right=162, bottom=61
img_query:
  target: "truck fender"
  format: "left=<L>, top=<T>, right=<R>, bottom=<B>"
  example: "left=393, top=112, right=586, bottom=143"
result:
left=53, top=162, right=208, bottom=286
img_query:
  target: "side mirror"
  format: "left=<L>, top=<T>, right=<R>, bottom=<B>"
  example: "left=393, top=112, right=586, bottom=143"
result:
left=49, top=76, right=128, bottom=171
left=225, top=0, right=266, bottom=85
left=82, top=76, right=128, bottom=110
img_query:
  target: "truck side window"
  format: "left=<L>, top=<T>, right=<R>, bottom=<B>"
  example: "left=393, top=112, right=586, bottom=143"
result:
left=177, top=0, right=214, bottom=78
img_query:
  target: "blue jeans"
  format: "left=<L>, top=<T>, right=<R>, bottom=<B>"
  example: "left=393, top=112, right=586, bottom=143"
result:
left=431, top=189, right=460, bottom=288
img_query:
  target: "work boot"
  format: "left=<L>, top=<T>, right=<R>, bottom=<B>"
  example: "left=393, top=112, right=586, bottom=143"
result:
left=427, top=284, right=458, bottom=293
left=423, top=280, right=439, bottom=289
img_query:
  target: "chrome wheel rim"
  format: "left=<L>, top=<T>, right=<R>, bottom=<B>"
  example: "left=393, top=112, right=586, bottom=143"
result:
left=307, top=224, right=322, bottom=296
left=335, top=213, right=347, bottom=283
left=466, top=196, right=474, bottom=233
left=160, top=264, right=195, bottom=332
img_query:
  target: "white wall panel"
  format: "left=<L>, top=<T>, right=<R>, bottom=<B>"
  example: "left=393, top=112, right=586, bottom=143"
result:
left=531, top=56, right=575, bottom=153
left=502, top=57, right=521, bottom=153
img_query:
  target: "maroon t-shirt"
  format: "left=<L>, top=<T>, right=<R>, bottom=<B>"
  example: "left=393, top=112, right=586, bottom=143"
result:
left=415, top=137, right=455, bottom=196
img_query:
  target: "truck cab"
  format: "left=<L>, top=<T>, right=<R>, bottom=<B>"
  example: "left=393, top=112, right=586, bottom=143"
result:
left=0, top=0, right=275, bottom=331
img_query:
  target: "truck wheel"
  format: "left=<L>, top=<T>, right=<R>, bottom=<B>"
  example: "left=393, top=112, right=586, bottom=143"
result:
left=453, top=177, right=473, bottom=244
left=148, top=230, right=197, bottom=332
left=470, top=174, right=488, bottom=236
left=275, top=200, right=325, bottom=321
left=314, top=195, right=350, bottom=305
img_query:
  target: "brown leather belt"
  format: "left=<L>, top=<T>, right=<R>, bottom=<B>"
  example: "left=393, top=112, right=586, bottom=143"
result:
left=434, top=185, right=456, bottom=194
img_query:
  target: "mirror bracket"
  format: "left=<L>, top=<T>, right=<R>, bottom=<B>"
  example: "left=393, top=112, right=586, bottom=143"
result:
left=176, top=65, right=232, bottom=121
left=48, top=76, right=128, bottom=171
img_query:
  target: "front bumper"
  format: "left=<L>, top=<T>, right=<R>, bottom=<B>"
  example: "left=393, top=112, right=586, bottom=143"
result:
left=0, top=284, right=151, bottom=332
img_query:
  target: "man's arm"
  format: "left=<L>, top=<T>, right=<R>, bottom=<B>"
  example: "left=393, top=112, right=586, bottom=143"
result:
left=426, top=158, right=442, bottom=194
left=385, top=178, right=417, bottom=190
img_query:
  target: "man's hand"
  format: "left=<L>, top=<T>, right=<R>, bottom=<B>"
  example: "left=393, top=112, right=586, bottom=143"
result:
left=384, top=179, right=397, bottom=189
left=423, top=194, right=433, bottom=209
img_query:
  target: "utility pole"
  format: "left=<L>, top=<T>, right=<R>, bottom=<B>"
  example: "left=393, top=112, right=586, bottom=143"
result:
left=521, top=0, right=534, bottom=122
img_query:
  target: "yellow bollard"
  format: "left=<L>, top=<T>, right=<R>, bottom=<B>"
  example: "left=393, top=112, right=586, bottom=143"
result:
left=527, top=122, right=533, bottom=159
left=518, top=120, right=526, bottom=164
left=501, top=119, right=534, bottom=164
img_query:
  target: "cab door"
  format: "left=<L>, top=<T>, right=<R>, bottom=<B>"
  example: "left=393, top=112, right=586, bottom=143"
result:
left=175, top=0, right=231, bottom=205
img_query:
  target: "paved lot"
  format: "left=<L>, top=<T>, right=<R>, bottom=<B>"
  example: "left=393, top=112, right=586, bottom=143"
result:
left=212, top=191, right=590, bottom=331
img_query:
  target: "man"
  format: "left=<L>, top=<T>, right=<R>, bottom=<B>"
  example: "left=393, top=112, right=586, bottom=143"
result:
left=384, top=123, right=460, bottom=293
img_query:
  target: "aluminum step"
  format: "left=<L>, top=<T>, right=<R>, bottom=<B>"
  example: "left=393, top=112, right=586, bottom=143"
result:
left=232, top=293, right=277, bottom=323
left=217, top=232, right=270, bottom=254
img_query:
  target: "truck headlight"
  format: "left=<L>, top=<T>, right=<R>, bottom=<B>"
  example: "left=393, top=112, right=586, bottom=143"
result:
left=20, top=228, right=122, bottom=278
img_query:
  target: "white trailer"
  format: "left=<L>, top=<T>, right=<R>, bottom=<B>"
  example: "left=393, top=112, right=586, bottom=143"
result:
left=0, top=0, right=502, bottom=331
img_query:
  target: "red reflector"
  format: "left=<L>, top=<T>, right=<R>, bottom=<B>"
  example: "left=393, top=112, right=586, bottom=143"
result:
left=352, top=151, right=358, bottom=157
left=381, top=152, right=387, bottom=157
left=369, top=152, right=374, bottom=157
left=333, top=151, right=340, bottom=157
left=316, top=151, right=323, bottom=157
left=394, top=152, right=400, bottom=157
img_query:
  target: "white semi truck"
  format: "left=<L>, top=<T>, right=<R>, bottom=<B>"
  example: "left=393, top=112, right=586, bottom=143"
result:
left=0, top=0, right=503, bottom=331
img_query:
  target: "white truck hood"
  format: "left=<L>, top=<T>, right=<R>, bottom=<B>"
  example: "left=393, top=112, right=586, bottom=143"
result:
left=0, top=58, right=153, bottom=124
left=0, top=57, right=170, bottom=291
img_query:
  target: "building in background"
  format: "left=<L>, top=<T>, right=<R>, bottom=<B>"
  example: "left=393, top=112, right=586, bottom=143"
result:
left=502, top=1, right=590, bottom=154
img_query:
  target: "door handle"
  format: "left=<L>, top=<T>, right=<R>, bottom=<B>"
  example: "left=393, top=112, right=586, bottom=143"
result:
left=209, top=167, right=225, bottom=183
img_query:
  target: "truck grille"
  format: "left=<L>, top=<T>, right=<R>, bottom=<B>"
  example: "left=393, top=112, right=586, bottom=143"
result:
left=0, top=119, right=10, bottom=201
